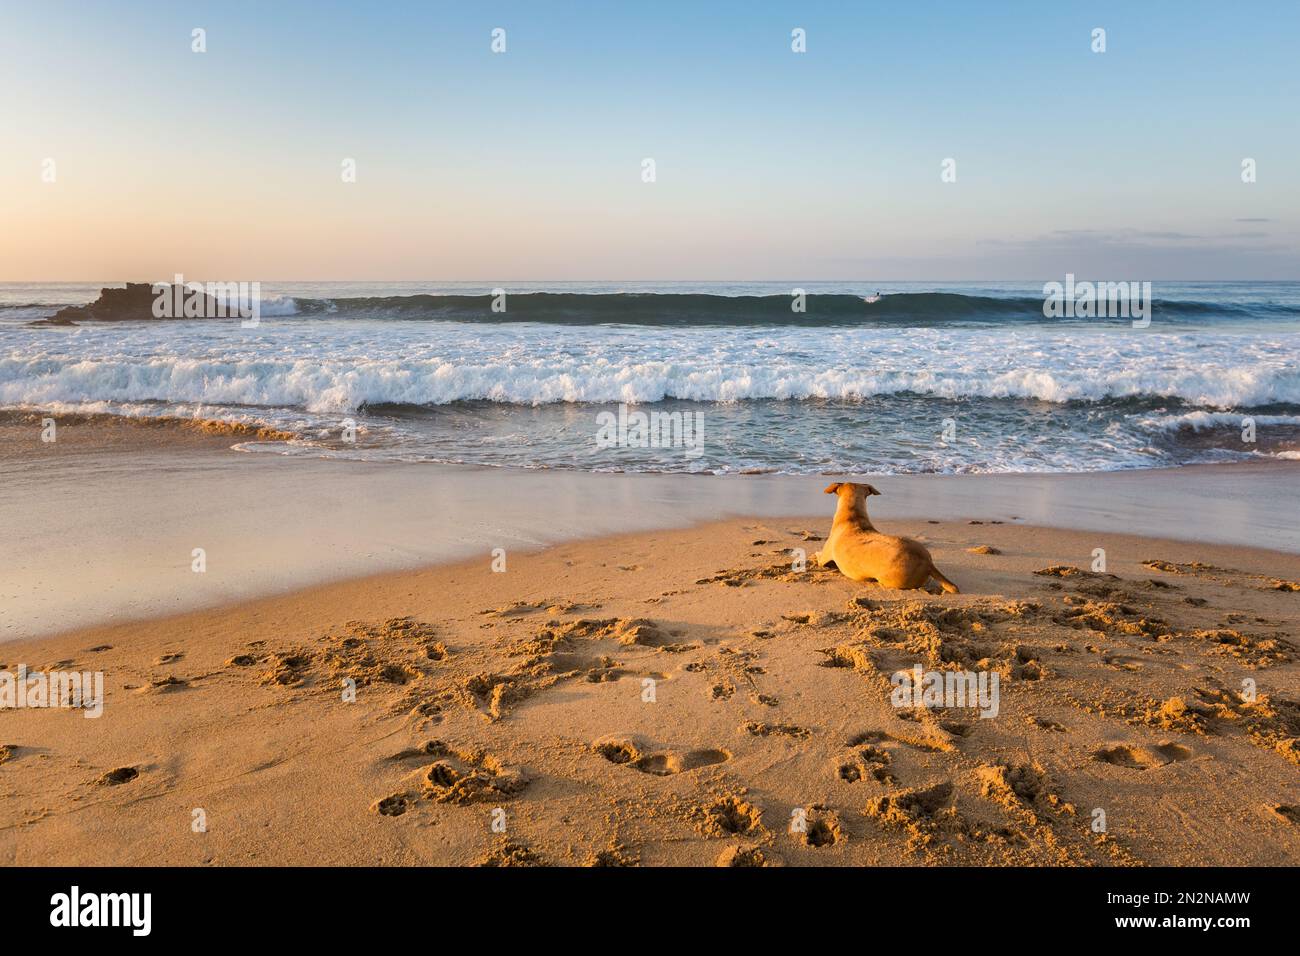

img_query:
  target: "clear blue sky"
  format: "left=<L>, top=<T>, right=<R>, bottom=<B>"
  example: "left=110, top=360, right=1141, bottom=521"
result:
left=2, top=0, right=1296, bottom=279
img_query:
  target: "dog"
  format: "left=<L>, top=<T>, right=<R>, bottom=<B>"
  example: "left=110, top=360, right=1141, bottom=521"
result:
left=813, top=482, right=959, bottom=593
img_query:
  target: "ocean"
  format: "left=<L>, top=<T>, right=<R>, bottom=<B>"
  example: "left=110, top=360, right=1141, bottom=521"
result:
left=3, top=280, right=1299, bottom=475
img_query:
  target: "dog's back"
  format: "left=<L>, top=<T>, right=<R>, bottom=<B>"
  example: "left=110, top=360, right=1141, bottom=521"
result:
left=819, top=482, right=959, bottom=593
left=831, top=530, right=936, bottom=589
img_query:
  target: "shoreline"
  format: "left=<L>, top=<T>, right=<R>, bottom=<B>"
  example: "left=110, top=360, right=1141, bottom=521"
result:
left=3, top=414, right=1299, bottom=640
left=8, top=510, right=1300, bottom=655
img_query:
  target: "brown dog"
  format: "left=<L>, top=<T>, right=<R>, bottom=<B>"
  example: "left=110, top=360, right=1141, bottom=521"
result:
left=814, top=482, right=959, bottom=593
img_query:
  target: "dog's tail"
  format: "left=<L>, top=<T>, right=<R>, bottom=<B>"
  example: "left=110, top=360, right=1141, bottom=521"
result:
left=929, top=563, right=960, bottom=594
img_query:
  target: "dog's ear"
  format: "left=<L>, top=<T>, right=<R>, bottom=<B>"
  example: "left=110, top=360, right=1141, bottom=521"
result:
left=861, top=483, right=882, bottom=496
left=823, top=482, right=843, bottom=495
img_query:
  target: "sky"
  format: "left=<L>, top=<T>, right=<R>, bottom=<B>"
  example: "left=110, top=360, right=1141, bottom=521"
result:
left=2, top=0, right=1297, bottom=281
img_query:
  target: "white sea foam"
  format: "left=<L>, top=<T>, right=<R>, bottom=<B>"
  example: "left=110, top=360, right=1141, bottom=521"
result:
left=256, top=296, right=301, bottom=317
left=2, top=324, right=1298, bottom=410
left=1135, top=410, right=1300, bottom=431
left=4, top=318, right=1298, bottom=474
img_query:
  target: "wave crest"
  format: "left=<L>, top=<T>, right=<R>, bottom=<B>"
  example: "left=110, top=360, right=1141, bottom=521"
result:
left=2, top=354, right=1297, bottom=410
left=268, top=291, right=1300, bottom=325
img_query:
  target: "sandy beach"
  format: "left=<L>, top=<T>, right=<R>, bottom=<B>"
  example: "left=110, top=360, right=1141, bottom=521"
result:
left=2, top=424, right=1298, bottom=867
left=8, top=3, right=1300, bottom=933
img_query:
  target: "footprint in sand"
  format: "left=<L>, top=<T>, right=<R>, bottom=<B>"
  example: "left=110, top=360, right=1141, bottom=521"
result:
left=259, top=652, right=312, bottom=687
left=594, top=740, right=640, bottom=765
left=848, top=726, right=951, bottom=754
left=1026, top=715, right=1067, bottom=732
left=846, top=730, right=890, bottom=746
left=371, top=793, right=413, bottom=817
left=796, top=806, right=844, bottom=847
left=477, top=841, right=543, bottom=867
left=588, top=843, right=640, bottom=867
left=387, top=740, right=450, bottom=762
left=631, top=750, right=731, bottom=776
left=135, top=676, right=188, bottom=694
left=97, top=766, right=140, bottom=786
left=1093, top=742, right=1193, bottom=769
left=592, top=737, right=730, bottom=775
left=1268, top=804, right=1300, bottom=825
left=743, top=721, right=811, bottom=739
left=938, top=719, right=974, bottom=738
left=1142, top=578, right=1180, bottom=591
left=479, top=600, right=547, bottom=618
left=657, top=642, right=696, bottom=654
left=864, top=782, right=957, bottom=834
left=838, top=743, right=895, bottom=784
left=699, top=795, right=764, bottom=836
left=838, top=728, right=953, bottom=784
left=716, top=845, right=780, bottom=867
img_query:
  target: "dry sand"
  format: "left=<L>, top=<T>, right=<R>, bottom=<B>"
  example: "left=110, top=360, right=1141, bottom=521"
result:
left=2, top=514, right=1298, bottom=867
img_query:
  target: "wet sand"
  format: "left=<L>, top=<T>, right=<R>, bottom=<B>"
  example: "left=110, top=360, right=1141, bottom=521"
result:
left=3, top=413, right=1299, bottom=640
